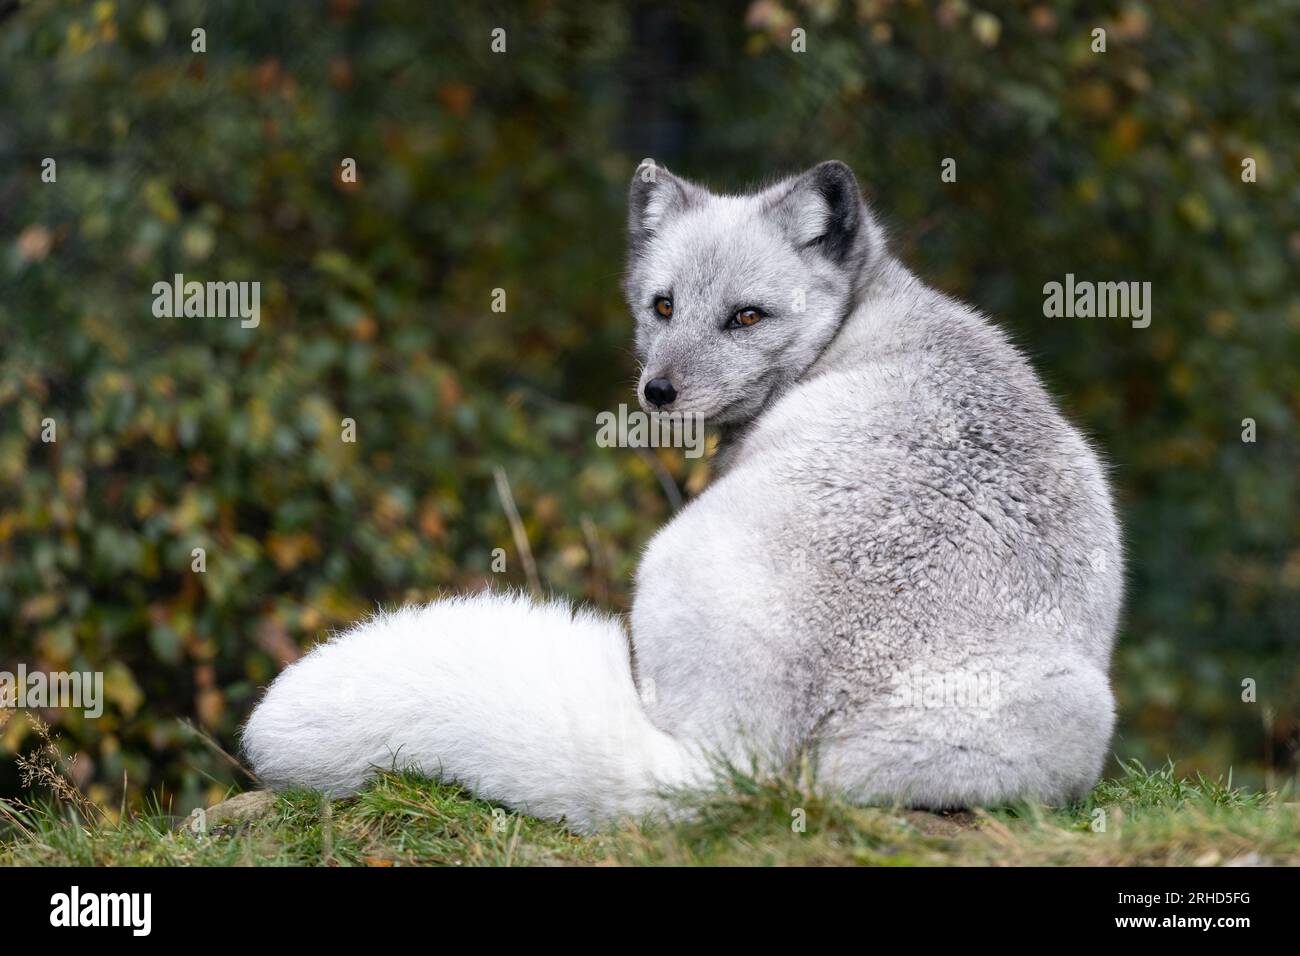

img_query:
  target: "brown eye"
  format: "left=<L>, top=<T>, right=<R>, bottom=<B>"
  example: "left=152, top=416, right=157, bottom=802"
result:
left=654, top=297, right=673, bottom=319
left=730, top=308, right=762, bottom=328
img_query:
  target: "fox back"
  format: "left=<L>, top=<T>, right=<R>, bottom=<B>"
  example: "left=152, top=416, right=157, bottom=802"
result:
left=626, top=161, right=1122, bottom=803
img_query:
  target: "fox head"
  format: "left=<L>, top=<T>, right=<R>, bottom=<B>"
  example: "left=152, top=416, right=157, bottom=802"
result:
left=623, top=160, right=881, bottom=426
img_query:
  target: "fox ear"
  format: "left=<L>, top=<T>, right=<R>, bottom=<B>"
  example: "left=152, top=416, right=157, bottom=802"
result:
left=627, top=161, right=701, bottom=254
left=765, top=160, right=865, bottom=265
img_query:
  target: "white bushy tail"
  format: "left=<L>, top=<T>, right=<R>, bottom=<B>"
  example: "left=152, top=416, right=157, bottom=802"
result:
left=241, top=592, right=704, bottom=832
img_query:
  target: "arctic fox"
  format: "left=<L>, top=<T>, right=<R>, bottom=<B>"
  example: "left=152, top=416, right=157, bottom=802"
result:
left=242, top=161, right=1123, bottom=832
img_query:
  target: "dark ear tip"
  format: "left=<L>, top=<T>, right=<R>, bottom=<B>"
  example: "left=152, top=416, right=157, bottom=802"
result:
left=816, top=159, right=853, bottom=174
left=631, top=159, right=672, bottom=188
left=812, top=160, right=859, bottom=191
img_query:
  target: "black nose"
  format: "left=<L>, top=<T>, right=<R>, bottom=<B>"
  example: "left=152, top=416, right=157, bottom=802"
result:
left=644, top=378, right=677, bottom=407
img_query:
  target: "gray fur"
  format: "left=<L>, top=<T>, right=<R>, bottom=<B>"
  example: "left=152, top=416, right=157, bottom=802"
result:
left=626, top=160, right=1122, bottom=806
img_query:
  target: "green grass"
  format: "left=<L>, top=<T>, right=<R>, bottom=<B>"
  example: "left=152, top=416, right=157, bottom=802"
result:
left=2, top=760, right=1296, bottom=866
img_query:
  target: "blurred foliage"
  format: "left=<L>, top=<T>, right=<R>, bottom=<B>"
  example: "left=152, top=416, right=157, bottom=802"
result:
left=0, top=0, right=1297, bottom=813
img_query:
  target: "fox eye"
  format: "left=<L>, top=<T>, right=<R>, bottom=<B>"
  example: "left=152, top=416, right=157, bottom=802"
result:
left=727, top=307, right=763, bottom=329
left=653, top=297, right=673, bottom=319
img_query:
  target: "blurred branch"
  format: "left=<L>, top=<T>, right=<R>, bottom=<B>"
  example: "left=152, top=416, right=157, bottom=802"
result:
left=634, top=445, right=684, bottom=512
left=180, top=719, right=263, bottom=789
left=493, top=466, right=542, bottom=596
left=580, top=513, right=610, bottom=606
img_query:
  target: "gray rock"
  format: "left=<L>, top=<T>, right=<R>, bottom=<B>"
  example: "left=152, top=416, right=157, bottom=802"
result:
left=177, top=789, right=277, bottom=834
